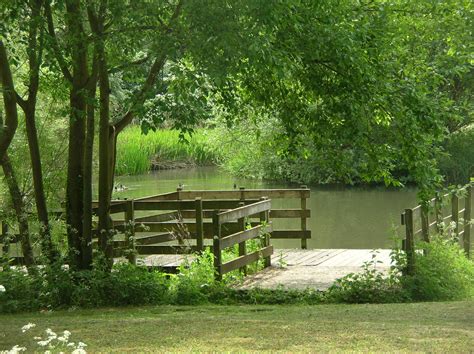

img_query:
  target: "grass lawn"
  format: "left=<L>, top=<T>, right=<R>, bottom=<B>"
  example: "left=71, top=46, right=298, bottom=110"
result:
left=0, top=301, right=473, bottom=352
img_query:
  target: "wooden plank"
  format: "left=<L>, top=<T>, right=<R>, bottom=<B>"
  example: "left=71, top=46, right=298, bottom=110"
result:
left=136, top=245, right=198, bottom=255
left=452, top=194, right=460, bottom=238
left=271, top=230, right=311, bottom=239
left=213, top=210, right=222, bottom=281
left=421, top=206, right=429, bottom=242
left=134, top=199, right=260, bottom=211
left=136, top=221, right=208, bottom=234
left=135, top=233, right=175, bottom=245
left=195, top=198, right=204, bottom=251
left=218, top=199, right=271, bottom=224
left=270, top=209, right=311, bottom=218
left=110, top=202, right=126, bottom=214
left=237, top=201, right=247, bottom=275
left=134, top=200, right=194, bottom=210
left=405, top=208, right=415, bottom=275
left=179, top=209, right=223, bottom=219
left=259, top=198, right=271, bottom=268
left=463, top=186, right=471, bottom=258
left=300, top=186, right=308, bottom=249
left=220, top=223, right=273, bottom=250
left=135, top=212, right=178, bottom=222
left=178, top=189, right=310, bottom=200
left=135, top=191, right=179, bottom=201
left=124, top=200, right=136, bottom=264
left=220, top=245, right=273, bottom=274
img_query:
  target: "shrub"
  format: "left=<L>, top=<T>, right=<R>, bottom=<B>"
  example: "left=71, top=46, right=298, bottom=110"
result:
left=169, top=249, right=215, bottom=305
left=326, top=252, right=410, bottom=304
left=404, top=237, right=474, bottom=301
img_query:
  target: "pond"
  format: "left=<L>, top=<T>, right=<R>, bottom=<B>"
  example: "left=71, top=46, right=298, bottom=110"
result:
left=112, top=167, right=418, bottom=249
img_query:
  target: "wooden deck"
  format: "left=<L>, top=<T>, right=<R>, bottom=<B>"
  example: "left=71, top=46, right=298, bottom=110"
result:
left=139, top=248, right=392, bottom=289
left=238, top=249, right=392, bottom=290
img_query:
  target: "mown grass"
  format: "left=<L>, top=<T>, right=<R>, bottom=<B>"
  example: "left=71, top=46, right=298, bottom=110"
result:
left=1, top=302, right=472, bottom=352
left=116, top=126, right=220, bottom=175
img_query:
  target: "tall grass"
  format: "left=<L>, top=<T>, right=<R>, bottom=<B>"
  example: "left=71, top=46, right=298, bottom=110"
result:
left=116, top=126, right=220, bottom=175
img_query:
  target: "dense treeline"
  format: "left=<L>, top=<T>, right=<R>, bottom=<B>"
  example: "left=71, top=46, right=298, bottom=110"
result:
left=0, top=0, right=472, bottom=269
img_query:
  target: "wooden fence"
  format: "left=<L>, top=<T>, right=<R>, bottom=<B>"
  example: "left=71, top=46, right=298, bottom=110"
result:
left=212, top=197, right=273, bottom=280
left=1, top=187, right=310, bottom=276
left=401, top=183, right=472, bottom=274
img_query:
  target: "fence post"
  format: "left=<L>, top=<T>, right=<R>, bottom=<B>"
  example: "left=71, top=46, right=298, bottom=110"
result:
left=404, top=208, right=415, bottom=276
left=259, top=197, right=271, bottom=268
left=212, top=210, right=222, bottom=281
left=195, top=197, right=204, bottom=252
left=434, top=195, right=442, bottom=234
left=300, top=185, right=308, bottom=249
left=124, top=199, right=136, bottom=265
left=238, top=201, right=247, bottom=275
left=452, top=193, right=460, bottom=240
left=421, top=205, right=429, bottom=242
left=463, top=185, right=471, bottom=258
left=239, top=186, right=245, bottom=202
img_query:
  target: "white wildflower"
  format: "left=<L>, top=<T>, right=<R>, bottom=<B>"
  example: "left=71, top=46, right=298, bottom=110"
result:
left=21, top=323, right=36, bottom=333
left=77, top=342, right=87, bottom=348
left=4, top=345, right=27, bottom=353
left=71, top=349, right=87, bottom=354
left=0, top=285, right=5, bottom=293
left=62, top=330, right=71, bottom=338
left=67, top=342, right=76, bottom=347
left=45, top=328, right=57, bottom=338
left=37, top=340, right=50, bottom=347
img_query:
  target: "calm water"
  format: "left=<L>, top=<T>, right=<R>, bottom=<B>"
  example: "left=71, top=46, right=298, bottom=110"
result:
left=112, top=167, right=418, bottom=249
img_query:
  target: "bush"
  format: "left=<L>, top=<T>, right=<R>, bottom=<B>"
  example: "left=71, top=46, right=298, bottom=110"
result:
left=404, top=237, right=474, bottom=301
left=0, top=261, right=171, bottom=312
left=326, top=252, right=410, bottom=304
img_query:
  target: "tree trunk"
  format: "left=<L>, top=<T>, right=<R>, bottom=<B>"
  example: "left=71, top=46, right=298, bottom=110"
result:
left=65, top=0, right=89, bottom=270
left=17, top=0, right=57, bottom=264
left=98, top=43, right=113, bottom=265
left=81, top=84, right=96, bottom=269
left=1, top=153, right=35, bottom=267
left=23, top=105, right=57, bottom=263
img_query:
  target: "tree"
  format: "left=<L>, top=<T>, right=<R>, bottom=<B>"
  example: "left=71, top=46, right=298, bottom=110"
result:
left=0, top=41, right=35, bottom=266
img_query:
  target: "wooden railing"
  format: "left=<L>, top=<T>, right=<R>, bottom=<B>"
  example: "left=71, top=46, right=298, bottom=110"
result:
left=401, top=183, right=472, bottom=274
left=212, top=197, right=273, bottom=280
left=1, top=188, right=310, bottom=272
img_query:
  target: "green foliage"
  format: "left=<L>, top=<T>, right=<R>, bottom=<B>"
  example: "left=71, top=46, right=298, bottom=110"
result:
left=438, top=127, right=474, bottom=184
left=0, top=260, right=169, bottom=312
left=327, top=252, right=410, bottom=304
left=169, top=249, right=215, bottom=305
left=116, top=127, right=220, bottom=175
left=404, top=237, right=474, bottom=301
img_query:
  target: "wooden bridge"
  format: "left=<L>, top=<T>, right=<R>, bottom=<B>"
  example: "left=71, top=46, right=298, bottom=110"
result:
left=1, top=184, right=472, bottom=289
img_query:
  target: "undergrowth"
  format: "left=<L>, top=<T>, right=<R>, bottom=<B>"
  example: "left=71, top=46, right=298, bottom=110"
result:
left=0, top=236, right=472, bottom=313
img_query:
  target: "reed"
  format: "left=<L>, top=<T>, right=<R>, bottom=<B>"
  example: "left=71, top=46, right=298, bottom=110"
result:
left=116, top=126, right=220, bottom=175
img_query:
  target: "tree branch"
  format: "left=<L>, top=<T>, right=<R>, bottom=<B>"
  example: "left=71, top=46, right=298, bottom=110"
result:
left=112, top=0, right=184, bottom=134
left=44, top=0, right=73, bottom=83
left=0, top=41, right=19, bottom=158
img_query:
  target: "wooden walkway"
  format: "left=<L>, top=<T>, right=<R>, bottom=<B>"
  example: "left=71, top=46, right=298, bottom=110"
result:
left=239, top=249, right=392, bottom=290
left=140, top=249, right=392, bottom=290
